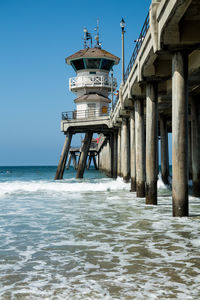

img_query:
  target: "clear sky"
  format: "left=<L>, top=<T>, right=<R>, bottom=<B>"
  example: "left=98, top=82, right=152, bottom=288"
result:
left=0, top=0, right=152, bottom=166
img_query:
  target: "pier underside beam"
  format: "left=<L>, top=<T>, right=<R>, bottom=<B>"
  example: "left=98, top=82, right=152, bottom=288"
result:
left=130, top=109, right=136, bottom=192
left=146, top=83, right=158, bottom=205
left=76, top=131, right=93, bottom=179
left=159, top=115, right=169, bottom=185
left=172, top=51, right=188, bottom=217
left=135, top=99, right=145, bottom=197
left=191, top=96, right=200, bottom=197
left=55, top=132, right=72, bottom=180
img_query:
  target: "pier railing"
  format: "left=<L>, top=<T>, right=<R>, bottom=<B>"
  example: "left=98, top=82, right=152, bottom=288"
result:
left=69, top=75, right=117, bottom=91
left=62, top=107, right=111, bottom=120
left=124, top=13, right=149, bottom=82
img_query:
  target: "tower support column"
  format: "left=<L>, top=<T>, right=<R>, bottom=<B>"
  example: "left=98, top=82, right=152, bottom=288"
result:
left=76, top=131, right=93, bottom=179
left=159, top=115, right=169, bottom=185
left=191, top=96, right=200, bottom=197
left=121, top=117, right=129, bottom=182
left=135, top=99, right=145, bottom=197
left=172, top=51, right=188, bottom=217
left=146, top=83, right=158, bottom=204
left=55, top=132, right=72, bottom=180
left=130, top=109, right=136, bottom=191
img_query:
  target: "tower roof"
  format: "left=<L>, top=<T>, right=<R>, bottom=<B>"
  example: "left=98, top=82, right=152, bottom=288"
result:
left=74, top=93, right=111, bottom=103
left=66, top=48, right=120, bottom=65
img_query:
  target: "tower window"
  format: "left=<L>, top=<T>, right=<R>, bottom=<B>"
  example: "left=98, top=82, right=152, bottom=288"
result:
left=101, top=59, right=114, bottom=71
left=72, top=59, right=85, bottom=70
left=85, top=58, right=101, bottom=69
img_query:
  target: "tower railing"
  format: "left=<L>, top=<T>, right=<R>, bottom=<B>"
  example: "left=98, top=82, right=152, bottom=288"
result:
left=69, top=75, right=117, bottom=90
left=62, top=107, right=111, bottom=120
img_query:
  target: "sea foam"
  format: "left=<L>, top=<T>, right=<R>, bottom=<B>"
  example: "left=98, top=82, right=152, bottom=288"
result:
left=0, top=175, right=169, bottom=198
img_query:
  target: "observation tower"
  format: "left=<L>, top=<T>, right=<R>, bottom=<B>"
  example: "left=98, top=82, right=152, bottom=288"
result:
left=65, top=24, right=120, bottom=118
left=55, top=22, right=120, bottom=180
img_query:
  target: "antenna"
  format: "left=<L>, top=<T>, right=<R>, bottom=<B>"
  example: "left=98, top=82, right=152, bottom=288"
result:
left=83, top=27, right=88, bottom=49
left=94, top=18, right=101, bottom=48
left=83, top=27, right=92, bottom=48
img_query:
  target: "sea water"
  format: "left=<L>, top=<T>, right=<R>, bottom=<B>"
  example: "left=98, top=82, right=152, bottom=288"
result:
left=0, top=166, right=200, bottom=300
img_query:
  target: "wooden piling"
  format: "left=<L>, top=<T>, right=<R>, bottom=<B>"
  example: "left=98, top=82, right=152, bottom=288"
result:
left=146, top=83, right=158, bottom=205
left=76, top=131, right=93, bottom=179
left=135, top=99, right=145, bottom=197
left=130, top=109, right=136, bottom=192
left=54, top=132, right=72, bottom=180
left=191, top=96, right=200, bottom=197
left=172, top=51, right=188, bottom=217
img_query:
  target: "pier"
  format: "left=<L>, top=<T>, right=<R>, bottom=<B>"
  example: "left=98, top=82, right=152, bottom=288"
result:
left=55, top=0, right=200, bottom=217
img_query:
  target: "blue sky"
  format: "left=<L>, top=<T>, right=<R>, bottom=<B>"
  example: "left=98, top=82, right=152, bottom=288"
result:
left=0, top=0, right=152, bottom=166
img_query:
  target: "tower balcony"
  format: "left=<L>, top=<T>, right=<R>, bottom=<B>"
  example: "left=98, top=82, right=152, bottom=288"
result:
left=69, top=75, right=117, bottom=91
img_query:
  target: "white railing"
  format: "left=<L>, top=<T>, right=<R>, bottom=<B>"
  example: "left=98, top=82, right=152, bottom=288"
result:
left=69, top=75, right=117, bottom=90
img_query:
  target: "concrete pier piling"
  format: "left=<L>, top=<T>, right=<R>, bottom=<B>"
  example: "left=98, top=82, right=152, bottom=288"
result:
left=109, top=133, right=118, bottom=178
left=55, top=132, right=72, bottom=180
left=92, top=154, right=98, bottom=170
left=135, top=99, right=145, bottom=197
left=66, top=153, right=72, bottom=170
left=191, top=96, right=200, bottom=197
left=146, top=83, right=158, bottom=205
left=113, top=131, right=118, bottom=178
left=117, top=128, right=121, bottom=177
left=172, top=52, right=188, bottom=217
left=109, top=133, right=114, bottom=178
left=121, top=118, right=129, bottom=182
left=188, top=122, right=192, bottom=180
left=87, top=153, right=92, bottom=170
left=72, top=153, right=77, bottom=170
left=130, top=109, right=136, bottom=192
left=159, top=116, right=169, bottom=185
left=76, top=131, right=93, bottom=179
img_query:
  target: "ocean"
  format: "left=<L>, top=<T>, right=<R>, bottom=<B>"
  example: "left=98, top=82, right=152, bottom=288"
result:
left=0, top=166, right=200, bottom=300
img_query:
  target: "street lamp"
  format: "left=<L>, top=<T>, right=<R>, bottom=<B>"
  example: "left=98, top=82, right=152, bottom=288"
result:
left=120, top=18, right=125, bottom=84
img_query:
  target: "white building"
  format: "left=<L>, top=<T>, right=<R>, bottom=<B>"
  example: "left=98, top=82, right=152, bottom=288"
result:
left=65, top=47, right=120, bottom=119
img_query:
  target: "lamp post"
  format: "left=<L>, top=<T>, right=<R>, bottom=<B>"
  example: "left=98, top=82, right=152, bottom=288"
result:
left=120, top=18, right=125, bottom=84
